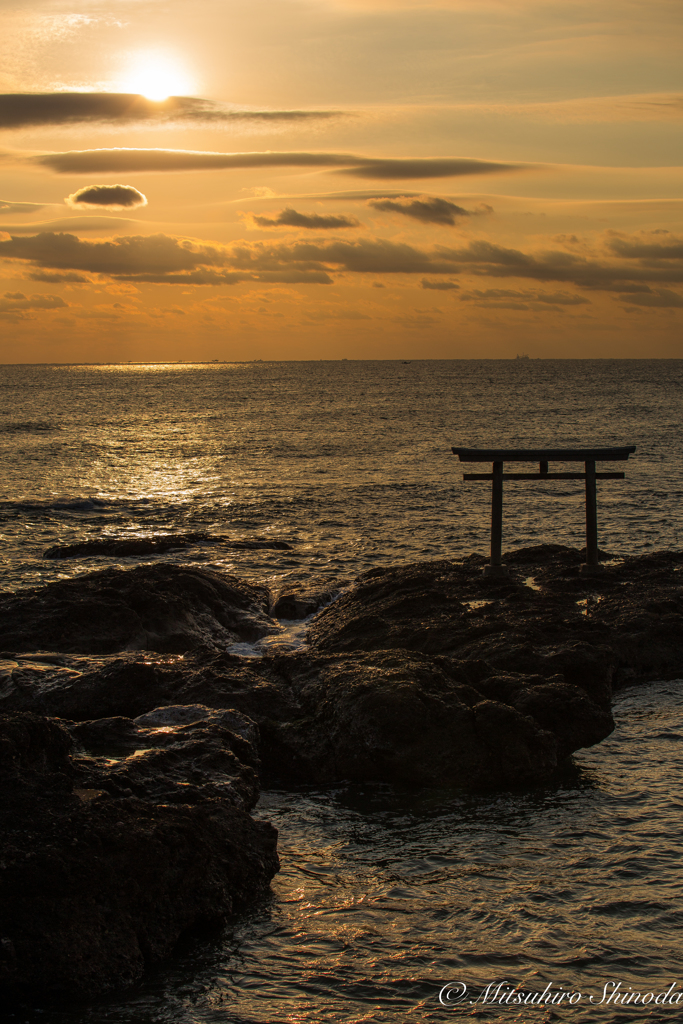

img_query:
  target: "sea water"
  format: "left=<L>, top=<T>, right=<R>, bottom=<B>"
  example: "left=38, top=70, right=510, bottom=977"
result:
left=1, top=360, right=683, bottom=1022
left=1, top=360, right=682, bottom=592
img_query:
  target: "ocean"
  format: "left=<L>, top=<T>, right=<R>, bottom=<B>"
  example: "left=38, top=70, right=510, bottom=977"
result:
left=2, top=359, right=683, bottom=1022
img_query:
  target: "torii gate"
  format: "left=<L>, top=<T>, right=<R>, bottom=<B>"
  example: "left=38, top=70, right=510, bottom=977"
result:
left=452, top=446, right=636, bottom=575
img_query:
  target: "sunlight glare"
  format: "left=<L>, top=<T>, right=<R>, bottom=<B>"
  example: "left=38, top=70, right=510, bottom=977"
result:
left=119, top=51, right=195, bottom=101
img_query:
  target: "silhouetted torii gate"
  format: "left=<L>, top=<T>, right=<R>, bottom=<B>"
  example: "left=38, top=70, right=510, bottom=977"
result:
left=452, top=446, right=636, bottom=575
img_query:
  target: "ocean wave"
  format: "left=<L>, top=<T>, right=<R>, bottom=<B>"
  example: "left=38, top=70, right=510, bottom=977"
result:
left=2, top=496, right=112, bottom=514
left=0, top=420, right=59, bottom=434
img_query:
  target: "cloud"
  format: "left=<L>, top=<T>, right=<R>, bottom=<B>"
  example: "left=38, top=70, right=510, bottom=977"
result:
left=0, top=200, right=47, bottom=213
left=337, top=158, right=519, bottom=180
left=0, top=290, right=68, bottom=316
left=65, top=184, right=148, bottom=210
left=0, top=231, right=332, bottom=285
left=26, top=271, right=90, bottom=283
left=0, top=93, right=343, bottom=129
left=0, top=232, right=225, bottom=275
left=250, top=208, right=360, bottom=229
left=115, top=269, right=334, bottom=285
left=421, top=278, right=459, bottom=289
left=229, top=237, right=457, bottom=275
left=460, top=288, right=590, bottom=305
left=435, top=239, right=683, bottom=288
left=369, top=195, right=471, bottom=225
left=0, top=217, right=140, bottom=234
left=617, top=289, right=683, bottom=308
left=418, top=93, right=683, bottom=124
left=607, top=234, right=683, bottom=260
left=246, top=189, right=422, bottom=202
left=1, top=230, right=681, bottom=301
left=28, top=147, right=523, bottom=180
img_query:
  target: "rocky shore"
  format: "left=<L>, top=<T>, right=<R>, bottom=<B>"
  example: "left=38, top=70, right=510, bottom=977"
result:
left=1, top=544, right=682, bottom=1000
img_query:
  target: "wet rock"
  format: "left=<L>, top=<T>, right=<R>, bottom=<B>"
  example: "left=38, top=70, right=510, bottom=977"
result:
left=70, top=704, right=262, bottom=809
left=0, top=709, right=278, bottom=999
left=0, top=647, right=614, bottom=790
left=0, top=564, right=277, bottom=655
left=270, top=582, right=346, bottom=620
left=43, top=533, right=292, bottom=559
left=250, top=651, right=572, bottom=788
left=2, top=547, right=682, bottom=794
left=306, top=547, right=683, bottom=694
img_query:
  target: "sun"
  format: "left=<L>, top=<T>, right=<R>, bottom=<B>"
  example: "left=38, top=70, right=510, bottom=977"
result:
left=119, top=50, right=195, bottom=101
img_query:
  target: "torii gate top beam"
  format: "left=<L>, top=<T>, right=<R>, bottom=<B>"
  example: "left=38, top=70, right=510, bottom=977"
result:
left=452, top=446, right=636, bottom=462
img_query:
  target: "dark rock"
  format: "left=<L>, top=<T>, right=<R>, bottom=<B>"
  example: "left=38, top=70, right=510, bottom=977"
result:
left=43, top=534, right=292, bottom=559
left=3, top=547, right=683, bottom=795
left=270, top=582, right=346, bottom=620
left=0, top=564, right=277, bottom=655
left=248, top=651, right=569, bottom=788
left=502, top=543, right=583, bottom=565
left=306, top=547, right=683, bottom=693
left=70, top=704, right=263, bottom=809
left=0, top=708, right=278, bottom=999
left=0, top=646, right=614, bottom=790
left=3, top=544, right=682, bottom=1002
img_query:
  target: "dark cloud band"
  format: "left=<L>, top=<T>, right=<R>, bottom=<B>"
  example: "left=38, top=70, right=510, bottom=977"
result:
left=0, top=230, right=681, bottom=300
left=30, top=148, right=522, bottom=180
left=0, top=93, right=342, bottom=129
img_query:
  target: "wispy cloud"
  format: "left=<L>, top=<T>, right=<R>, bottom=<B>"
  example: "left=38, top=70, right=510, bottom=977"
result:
left=460, top=288, right=591, bottom=308
left=0, top=200, right=48, bottom=214
left=0, top=217, right=140, bottom=234
left=236, top=189, right=423, bottom=202
left=421, top=278, right=459, bottom=289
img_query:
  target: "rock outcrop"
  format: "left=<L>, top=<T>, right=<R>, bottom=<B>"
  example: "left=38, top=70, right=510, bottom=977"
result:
left=2, top=547, right=682, bottom=998
left=307, top=546, right=683, bottom=695
left=0, top=563, right=277, bottom=654
left=0, top=647, right=612, bottom=789
left=3, top=548, right=683, bottom=793
left=0, top=707, right=278, bottom=999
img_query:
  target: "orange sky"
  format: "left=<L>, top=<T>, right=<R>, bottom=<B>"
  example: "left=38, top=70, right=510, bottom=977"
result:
left=0, top=0, right=681, bottom=361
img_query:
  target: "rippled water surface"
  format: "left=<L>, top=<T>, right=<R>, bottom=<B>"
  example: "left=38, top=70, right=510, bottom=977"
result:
left=1, top=360, right=682, bottom=591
